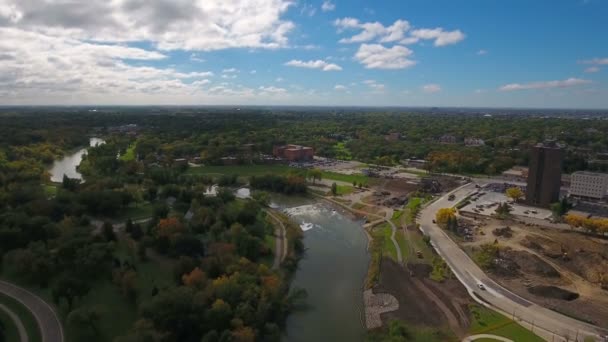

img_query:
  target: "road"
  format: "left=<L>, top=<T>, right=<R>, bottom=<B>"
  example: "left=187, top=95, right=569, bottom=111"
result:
left=0, top=280, right=64, bottom=342
left=419, top=183, right=607, bottom=342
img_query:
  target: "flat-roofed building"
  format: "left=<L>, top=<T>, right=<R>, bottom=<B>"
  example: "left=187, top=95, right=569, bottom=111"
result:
left=569, top=171, right=608, bottom=200
left=273, top=144, right=314, bottom=162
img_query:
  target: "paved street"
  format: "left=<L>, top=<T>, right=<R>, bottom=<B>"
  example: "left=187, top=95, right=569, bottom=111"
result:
left=419, top=183, right=607, bottom=342
left=0, top=280, right=63, bottom=342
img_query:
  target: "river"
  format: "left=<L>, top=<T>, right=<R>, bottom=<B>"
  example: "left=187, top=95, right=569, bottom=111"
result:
left=49, top=137, right=105, bottom=182
left=276, top=197, right=369, bottom=342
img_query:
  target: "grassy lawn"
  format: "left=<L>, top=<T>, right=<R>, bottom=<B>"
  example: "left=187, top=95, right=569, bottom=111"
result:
left=119, top=142, right=137, bottom=161
left=0, top=292, right=42, bottom=342
left=373, top=223, right=398, bottom=261
left=394, top=229, right=409, bottom=260
left=185, top=164, right=293, bottom=177
left=43, top=184, right=58, bottom=197
left=321, top=171, right=369, bottom=185
left=469, top=305, right=543, bottom=342
left=333, top=184, right=355, bottom=196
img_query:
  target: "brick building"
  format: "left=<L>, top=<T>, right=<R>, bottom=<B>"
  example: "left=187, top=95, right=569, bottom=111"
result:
left=273, top=144, right=314, bottom=162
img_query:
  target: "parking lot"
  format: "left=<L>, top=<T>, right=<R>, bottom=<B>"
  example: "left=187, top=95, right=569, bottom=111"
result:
left=460, top=189, right=552, bottom=220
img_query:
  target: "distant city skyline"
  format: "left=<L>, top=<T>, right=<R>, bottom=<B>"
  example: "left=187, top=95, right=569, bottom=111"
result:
left=0, top=0, right=607, bottom=108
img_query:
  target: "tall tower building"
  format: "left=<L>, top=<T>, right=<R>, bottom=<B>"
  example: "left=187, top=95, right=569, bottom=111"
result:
left=526, top=141, right=564, bottom=207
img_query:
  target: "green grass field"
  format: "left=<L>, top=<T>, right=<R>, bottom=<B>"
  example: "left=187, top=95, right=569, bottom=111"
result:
left=186, top=164, right=293, bottom=177
left=43, top=184, right=58, bottom=197
left=114, top=202, right=155, bottom=221
left=372, top=224, right=398, bottom=261
left=0, top=292, right=42, bottom=342
left=469, top=305, right=543, bottom=341
left=119, top=143, right=137, bottom=161
left=334, top=184, right=355, bottom=196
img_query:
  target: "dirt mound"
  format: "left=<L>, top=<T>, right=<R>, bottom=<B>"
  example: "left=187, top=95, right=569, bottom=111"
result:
left=492, top=226, right=513, bottom=238
left=521, top=235, right=564, bottom=258
left=503, top=250, right=560, bottom=278
left=407, top=263, right=432, bottom=277
left=528, top=285, right=579, bottom=301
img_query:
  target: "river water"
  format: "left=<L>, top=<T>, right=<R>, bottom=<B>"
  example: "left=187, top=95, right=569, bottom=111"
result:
left=49, top=137, right=105, bottom=182
left=276, top=197, right=369, bottom=342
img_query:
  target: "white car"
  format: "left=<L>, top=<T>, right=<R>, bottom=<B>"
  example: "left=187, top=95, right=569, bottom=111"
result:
left=477, top=283, right=486, bottom=290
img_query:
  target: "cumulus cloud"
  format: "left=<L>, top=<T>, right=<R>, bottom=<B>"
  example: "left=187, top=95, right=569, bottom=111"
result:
left=321, top=1, right=336, bottom=12
left=499, top=78, right=591, bottom=91
left=0, top=0, right=295, bottom=51
left=354, top=44, right=415, bottom=69
left=335, top=18, right=410, bottom=44
left=422, top=84, right=441, bottom=93
left=334, top=84, right=346, bottom=90
left=284, top=59, right=342, bottom=71
left=259, top=86, right=287, bottom=94
left=362, top=80, right=385, bottom=92
left=477, top=49, right=488, bottom=55
left=222, top=68, right=239, bottom=73
left=335, top=17, right=464, bottom=47
left=409, top=28, right=465, bottom=46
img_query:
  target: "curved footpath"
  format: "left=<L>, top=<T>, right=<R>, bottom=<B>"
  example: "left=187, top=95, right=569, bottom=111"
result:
left=419, top=183, right=607, bottom=342
left=265, top=209, right=288, bottom=270
left=0, top=280, right=64, bottom=342
left=463, top=334, right=513, bottom=342
left=0, top=303, right=28, bottom=342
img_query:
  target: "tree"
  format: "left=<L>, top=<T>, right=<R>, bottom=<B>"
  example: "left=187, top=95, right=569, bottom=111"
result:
left=102, top=222, right=116, bottom=241
left=252, top=191, right=270, bottom=207
left=182, top=267, right=206, bottom=288
left=435, top=208, right=456, bottom=226
left=331, top=182, right=338, bottom=196
left=565, top=213, right=585, bottom=229
left=505, top=187, right=524, bottom=202
left=52, top=276, right=90, bottom=311
left=495, top=202, right=512, bottom=218
left=67, top=307, right=100, bottom=340
left=307, top=168, right=322, bottom=184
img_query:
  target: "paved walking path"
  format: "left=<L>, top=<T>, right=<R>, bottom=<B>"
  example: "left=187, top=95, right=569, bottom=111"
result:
left=0, top=303, right=28, bottom=342
left=0, top=280, right=63, bottom=342
left=265, top=209, right=287, bottom=270
left=463, top=334, right=513, bottom=342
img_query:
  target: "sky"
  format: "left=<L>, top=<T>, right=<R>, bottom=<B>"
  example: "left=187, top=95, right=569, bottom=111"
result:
left=0, top=0, right=607, bottom=108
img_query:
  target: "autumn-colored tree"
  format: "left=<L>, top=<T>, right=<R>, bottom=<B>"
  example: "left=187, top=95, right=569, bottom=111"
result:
left=505, top=187, right=524, bottom=202
left=182, top=267, right=206, bottom=288
left=232, top=326, right=256, bottom=342
left=157, top=217, right=186, bottom=238
left=565, top=214, right=585, bottom=229
left=435, top=208, right=456, bottom=226
left=307, top=168, right=322, bottom=184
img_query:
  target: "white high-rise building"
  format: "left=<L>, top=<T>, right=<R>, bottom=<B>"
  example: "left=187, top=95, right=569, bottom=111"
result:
left=569, top=171, right=608, bottom=200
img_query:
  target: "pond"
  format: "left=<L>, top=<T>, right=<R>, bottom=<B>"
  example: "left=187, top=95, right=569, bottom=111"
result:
left=276, top=197, right=369, bottom=342
left=49, top=137, right=105, bottom=182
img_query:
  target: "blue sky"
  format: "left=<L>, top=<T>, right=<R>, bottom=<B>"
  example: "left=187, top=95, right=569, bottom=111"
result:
left=0, top=0, right=607, bottom=108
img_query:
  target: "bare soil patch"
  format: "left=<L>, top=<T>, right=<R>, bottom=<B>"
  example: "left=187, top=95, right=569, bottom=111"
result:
left=374, top=258, right=472, bottom=336
left=528, top=285, right=579, bottom=301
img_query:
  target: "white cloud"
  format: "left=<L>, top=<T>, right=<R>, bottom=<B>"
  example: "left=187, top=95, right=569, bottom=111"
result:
left=334, top=84, right=347, bottom=90
left=221, top=74, right=237, bottom=79
left=250, top=70, right=257, bottom=74
left=321, top=1, right=336, bottom=12
left=477, top=49, right=488, bottom=55
left=410, top=28, right=465, bottom=46
left=284, top=59, right=342, bottom=71
left=362, top=80, right=385, bottom=92
left=335, top=19, right=410, bottom=44
left=499, top=78, right=591, bottom=91
left=422, top=84, right=441, bottom=93
left=222, top=68, right=239, bottom=73
left=585, top=66, right=600, bottom=73
left=335, top=17, right=464, bottom=47
left=259, top=86, right=287, bottom=94
left=190, top=53, right=205, bottom=62
left=581, top=58, right=608, bottom=65
left=354, top=44, right=415, bottom=69
left=275, top=77, right=284, bottom=82
left=0, top=0, right=295, bottom=51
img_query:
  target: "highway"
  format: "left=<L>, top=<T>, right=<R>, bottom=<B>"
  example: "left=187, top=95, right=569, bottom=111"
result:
left=0, top=280, right=64, bottom=342
left=419, top=183, right=607, bottom=342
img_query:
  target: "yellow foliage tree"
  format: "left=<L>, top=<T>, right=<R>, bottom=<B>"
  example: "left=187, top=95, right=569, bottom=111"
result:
left=505, top=187, right=524, bottom=202
left=436, top=208, right=456, bottom=226
left=182, top=267, right=206, bottom=288
left=564, top=213, right=585, bottom=228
